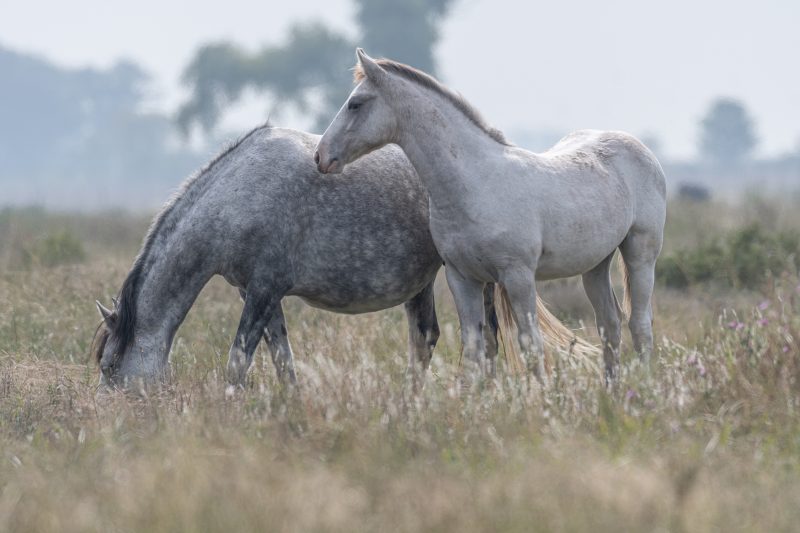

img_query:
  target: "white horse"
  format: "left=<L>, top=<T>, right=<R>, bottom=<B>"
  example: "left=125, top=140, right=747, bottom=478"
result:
left=315, top=49, right=666, bottom=381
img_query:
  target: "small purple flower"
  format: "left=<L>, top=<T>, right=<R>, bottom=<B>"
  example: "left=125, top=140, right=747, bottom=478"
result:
left=758, top=318, right=769, bottom=327
left=784, top=346, right=791, bottom=354
left=727, top=321, right=742, bottom=330
left=758, top=300, right=770, bottom=311
left=687, top=353, right=697, bottom=365
left=625, top=389, right=638, bottom=401
left=698, top=364, right=707, bottom=377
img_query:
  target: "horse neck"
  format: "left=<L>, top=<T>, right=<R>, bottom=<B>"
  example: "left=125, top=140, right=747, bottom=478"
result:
left=393, top=90, right=505, bottom=215
left=131, top=230, right=216, bottom=355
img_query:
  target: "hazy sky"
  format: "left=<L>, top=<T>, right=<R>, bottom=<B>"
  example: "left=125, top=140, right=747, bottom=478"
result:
left=2, top=0, right=798, bottom=159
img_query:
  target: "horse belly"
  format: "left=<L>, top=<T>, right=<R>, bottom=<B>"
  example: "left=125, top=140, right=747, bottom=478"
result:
left=294, top=269, right=432, bottom=314
left=289, top=241, right=440, bottom=314
left=298, top=293, right=413, bottom=314
left=536, top=215, right=630, bottom=280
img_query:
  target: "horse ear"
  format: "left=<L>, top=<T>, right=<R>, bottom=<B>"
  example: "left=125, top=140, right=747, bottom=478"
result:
left=96, top=300, right=116, bottom=326
left=356, top=48, right=387, bottom=86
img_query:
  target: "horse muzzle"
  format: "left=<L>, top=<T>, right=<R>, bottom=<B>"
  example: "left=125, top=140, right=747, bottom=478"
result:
left=314, top=150, right=343, bottom=174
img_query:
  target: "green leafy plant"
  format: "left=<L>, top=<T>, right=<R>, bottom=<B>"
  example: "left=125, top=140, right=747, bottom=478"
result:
left=657, top=223, right=799, bottom=289
left=33, top=230, right=86, bottom=267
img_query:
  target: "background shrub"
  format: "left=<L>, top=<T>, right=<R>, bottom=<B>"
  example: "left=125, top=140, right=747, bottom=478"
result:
left=657, top=222, right=799, bottom=289
left=33, top=230, right=86, bottom=267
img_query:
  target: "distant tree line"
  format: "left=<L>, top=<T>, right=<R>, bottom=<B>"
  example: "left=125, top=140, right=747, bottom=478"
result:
left=700, top=98, right=757, bottom=168
left=0, top=45, right=201, bottom=207
left=1, top=0, right=458, bottom=208
left=0, top=0, right=795, bottom=209
left=177, top=0, right=454, bottom=133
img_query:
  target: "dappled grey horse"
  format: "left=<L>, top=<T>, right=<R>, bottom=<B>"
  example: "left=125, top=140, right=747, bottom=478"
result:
left=315, top=50, right=666, bottom=380
left=92, top=125, right=506, bottom=387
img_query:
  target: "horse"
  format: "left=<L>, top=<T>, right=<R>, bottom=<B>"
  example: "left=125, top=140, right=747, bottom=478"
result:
left=91, top=125, right=582, bottom=388
left=315, top=49, right=666, bottom=381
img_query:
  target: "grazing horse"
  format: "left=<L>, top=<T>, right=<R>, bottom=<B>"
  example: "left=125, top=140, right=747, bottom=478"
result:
left=92, top=125, right=452, bottom=387
left=315, top=49, right=666, bottom=380
left=92, top=125, right=579, bottom=388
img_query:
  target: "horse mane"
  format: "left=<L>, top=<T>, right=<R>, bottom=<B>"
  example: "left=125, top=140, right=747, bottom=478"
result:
left=92, top=122, right=273, bottom=363
left=90, top=322, right=110, bottom=365
left=353, top=58, right=511, bottom=147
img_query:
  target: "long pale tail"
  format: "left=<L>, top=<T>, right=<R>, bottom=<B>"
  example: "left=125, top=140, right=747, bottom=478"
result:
left=494, top=285, right=601, bottom=374
left=618, top=253, right=632, bottom=321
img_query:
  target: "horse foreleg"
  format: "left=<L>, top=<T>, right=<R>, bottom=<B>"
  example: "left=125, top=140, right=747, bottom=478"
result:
left=263, top=303, right=297, bottom=384
left=226, top=289, right=280, bottom=387
left=445, top=267, right=488, bottom=378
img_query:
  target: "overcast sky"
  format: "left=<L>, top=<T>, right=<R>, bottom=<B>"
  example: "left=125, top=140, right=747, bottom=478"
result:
left=2, top=0, right=798, bottom=159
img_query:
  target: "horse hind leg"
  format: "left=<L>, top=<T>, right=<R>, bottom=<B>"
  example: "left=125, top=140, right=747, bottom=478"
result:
left=499, top=267, right=546, bottom=383
left=582, top=253, right=623, bottom=381
left=483, top=283, right=499, bottom=377
left=619, top=229, right=662, bottom=366
left=404, top=280, right=440, bottom=383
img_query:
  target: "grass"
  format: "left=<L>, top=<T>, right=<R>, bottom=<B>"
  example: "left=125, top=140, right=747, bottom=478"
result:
left=1, top=196, right=800, bottom=531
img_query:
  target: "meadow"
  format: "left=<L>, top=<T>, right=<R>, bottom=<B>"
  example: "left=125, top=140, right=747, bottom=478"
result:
left=1, top=194, right=800, bottom=532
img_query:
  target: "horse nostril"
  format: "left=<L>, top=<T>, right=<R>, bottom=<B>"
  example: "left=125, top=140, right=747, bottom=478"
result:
left=314, top=151, right=320, bottom=164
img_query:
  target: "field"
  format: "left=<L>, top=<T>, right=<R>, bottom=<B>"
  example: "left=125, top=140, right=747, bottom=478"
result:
left=1, top=195, right=800, bottom=532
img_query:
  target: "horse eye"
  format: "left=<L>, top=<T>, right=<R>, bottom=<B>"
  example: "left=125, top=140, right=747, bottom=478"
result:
left=348, top=100, right=362, bottom=111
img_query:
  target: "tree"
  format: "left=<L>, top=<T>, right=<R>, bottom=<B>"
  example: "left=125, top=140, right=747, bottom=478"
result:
left=177, top=0, right=456, bottom=134
left=177, top=23, right=353, bottom=134
left=0, top=45, right=202, bottom=208
left=699, top=98, right=757, bottom=167
left=355, top=0, right=453, bottom=74
left=0, top=46, right=147, bottom=175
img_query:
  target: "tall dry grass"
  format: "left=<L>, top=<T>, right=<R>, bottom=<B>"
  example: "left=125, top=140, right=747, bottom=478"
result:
left=1, top=197, right=799, bottom=531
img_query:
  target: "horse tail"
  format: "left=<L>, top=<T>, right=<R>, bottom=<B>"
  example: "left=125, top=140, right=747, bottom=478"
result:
left=495, top=284, right=601, bottom=374
left=495, top=285, right=525, bottom=373
left=618, top=253, right=632, bottom=321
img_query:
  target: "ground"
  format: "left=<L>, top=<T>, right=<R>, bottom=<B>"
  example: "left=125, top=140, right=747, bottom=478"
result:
left=0, top=197, right=799, bottom=532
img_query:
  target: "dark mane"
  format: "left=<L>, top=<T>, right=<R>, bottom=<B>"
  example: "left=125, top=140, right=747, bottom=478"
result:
left=95, top=122, right=272, bottom=362
left=354, top=59, right=511, bottom=146
left=90, top=322, right=110, bottom=365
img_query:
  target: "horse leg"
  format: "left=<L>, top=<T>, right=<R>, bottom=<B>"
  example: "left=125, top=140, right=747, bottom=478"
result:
left=226, top=288, right=280, bottom=386
left=445, top=267, right=488, bottom=376
left=483, top=283, right=499, bottom=377
left=263, top=303, right=297, bottom=384
left=501, top=267, right=546, bottom=383
left=620, top=230, right=661, bottom=365
left=582, top=253, right=623, bottom=381
left=403, top=280, right=440, bottom=384
left=237, top=290, right=296, bottom=384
